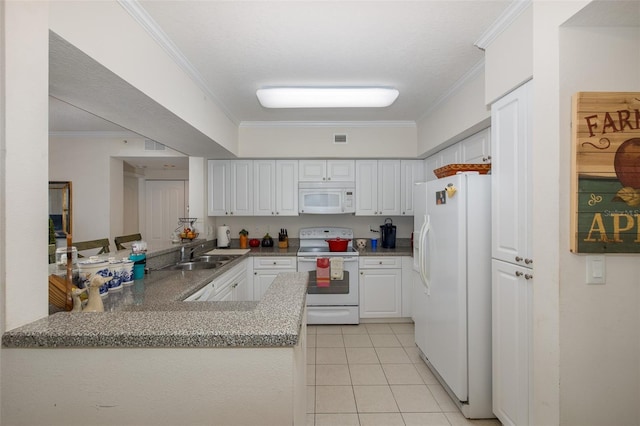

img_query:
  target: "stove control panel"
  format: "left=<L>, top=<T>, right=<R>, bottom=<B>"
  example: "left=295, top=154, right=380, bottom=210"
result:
left=299, top=227, right=354, bottom=240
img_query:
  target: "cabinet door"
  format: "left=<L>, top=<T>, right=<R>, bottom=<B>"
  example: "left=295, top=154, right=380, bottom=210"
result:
left=276, top=160, right=298, bottom=216
left=491, top=82, right=532, bottom=264
left=212, top=283, right=234, bottom=301
left=400, top=160, right=424, bottom=216
left=230, top=160, right=253, bottom=216
left=359, top=269, right=402, bottom=318
left=424, top=156, right=439, bottom=182
left=377, top=160, right=401, bottom=216
left=208, top=160, right=230, bottom=216
left=298, top=160, right=327, bottom=182
left=492, top=259, right=532, bottom=426
left=327, top=160, right=355, bottom=181
left=253, top=160, right=276, bottom=216
left=253, top=270, right=280, bottom=300
left=355, top=160, right=378, bottom=216
left=232, top=272, right=248, bottom=301
left=438, top=144, right=461, bottom=167
left=461, top=128, right=491, bottom=164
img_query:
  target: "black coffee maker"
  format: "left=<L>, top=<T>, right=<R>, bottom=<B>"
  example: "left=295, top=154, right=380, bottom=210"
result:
left=380, top=218, right=397, bottom=249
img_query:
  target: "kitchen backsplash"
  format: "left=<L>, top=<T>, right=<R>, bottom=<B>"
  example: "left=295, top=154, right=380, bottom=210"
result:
left=212, top=215, right=413, bottom=241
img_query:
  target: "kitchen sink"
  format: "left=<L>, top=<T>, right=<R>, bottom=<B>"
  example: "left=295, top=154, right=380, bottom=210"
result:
left=170, top=261, right=224, bottom=271
left=158, top=254, right=240, bottom=271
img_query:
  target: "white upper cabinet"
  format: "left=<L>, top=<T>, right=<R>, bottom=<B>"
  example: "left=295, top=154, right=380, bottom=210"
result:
left=439, top=144, right=462, bottom=167
left=491, top=82, right=532, bottom=265
left=253, top=160, right=276, bottom=216
left=461, top=127, right=491, bottom=164
left=299, top=160, right=355, bottom=182
left=254, top=160, right=298, bottom=216
left=275, top=160, right=299, bottom=216
left=400, top=160, right=424, bottom=216
left=355, top=160, right=401, bottom=216
left=207, top=160, right=253, bottom=216
left=424, top=156, right=439, bottom=182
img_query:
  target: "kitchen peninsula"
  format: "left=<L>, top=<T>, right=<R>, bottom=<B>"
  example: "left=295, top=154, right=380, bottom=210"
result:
left=2, top=244, right=308, bottom=426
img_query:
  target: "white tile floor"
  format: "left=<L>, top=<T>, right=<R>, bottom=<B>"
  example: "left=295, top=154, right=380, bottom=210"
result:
left=306, top=323, right=501, bottom=426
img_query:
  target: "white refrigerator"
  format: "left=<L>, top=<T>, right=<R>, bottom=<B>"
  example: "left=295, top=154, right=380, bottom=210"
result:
left=412, top=172, right=493, bottom=419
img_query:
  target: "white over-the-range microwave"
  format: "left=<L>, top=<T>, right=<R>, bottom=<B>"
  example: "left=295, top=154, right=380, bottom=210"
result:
left=298, top=181, right=355, bottom=214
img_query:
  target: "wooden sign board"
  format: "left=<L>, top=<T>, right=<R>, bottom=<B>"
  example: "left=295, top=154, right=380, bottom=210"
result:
left=571, top=92, right=640, bottom=253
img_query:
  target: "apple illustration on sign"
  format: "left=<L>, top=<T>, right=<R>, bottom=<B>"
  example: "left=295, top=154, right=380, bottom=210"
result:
left=614, top=138, right=640, bottom=188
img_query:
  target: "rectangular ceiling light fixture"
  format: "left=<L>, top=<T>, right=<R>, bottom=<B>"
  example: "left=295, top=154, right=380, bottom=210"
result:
left=256, top=87, right=399, bottom=108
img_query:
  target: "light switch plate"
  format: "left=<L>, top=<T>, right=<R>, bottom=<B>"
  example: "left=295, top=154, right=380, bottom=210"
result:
left=586, top=255, right=605, bottom=285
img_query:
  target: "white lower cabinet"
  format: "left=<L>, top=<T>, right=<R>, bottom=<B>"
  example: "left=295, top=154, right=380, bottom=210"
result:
left=184, top=260, right=248, bottom=302
left=359, top=256, right=402, bottom=318
left=252, top=256, right=297, bottom=300
left=492, top=259, right=532, bottom=426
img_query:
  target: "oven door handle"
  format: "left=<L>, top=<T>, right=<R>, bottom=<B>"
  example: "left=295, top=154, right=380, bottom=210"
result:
left=298, top=257, right=358, bottom=262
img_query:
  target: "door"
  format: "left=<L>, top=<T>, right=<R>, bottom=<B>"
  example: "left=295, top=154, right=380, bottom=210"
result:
left=377, top=160, right=401, bottom=216
left=276, top=160, right=299, bottom=216
left=145, top=180, right=186, bottom=244
left=412, top=182, right=428, bottom=350
left=253, top=160, right=276, bottom=216
left=400, top=160, right=424, bottom=216
left=492, top=259, right=532, bottom=426
left=359, top=268, right=401, bottom=318
left=425, top=174, right=468, bottom=402
left=491, top=82, right=532, bottom=264
left=355, top=160, right=377, bottom=215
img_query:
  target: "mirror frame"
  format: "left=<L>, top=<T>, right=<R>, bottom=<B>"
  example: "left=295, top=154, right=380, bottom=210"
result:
left=49, top=181, right=72, bottom=237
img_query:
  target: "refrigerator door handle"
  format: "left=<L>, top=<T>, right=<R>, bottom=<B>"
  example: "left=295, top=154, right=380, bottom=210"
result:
left=419, top=214, right=431, bottom=295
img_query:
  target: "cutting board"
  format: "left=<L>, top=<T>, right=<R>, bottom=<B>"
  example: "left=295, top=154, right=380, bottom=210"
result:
left=204, top=249, right=251, bottom=255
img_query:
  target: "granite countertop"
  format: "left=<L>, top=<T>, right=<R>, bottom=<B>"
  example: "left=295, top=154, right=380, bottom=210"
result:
left=5, top=251, right=308, bottom=349
left=6, top=239, right=411, bottom=350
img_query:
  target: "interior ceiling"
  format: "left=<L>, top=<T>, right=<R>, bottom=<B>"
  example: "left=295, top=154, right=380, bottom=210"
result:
left=137, top=0, right=512, bottom=123
left=50, top=1, right=515, bottom=136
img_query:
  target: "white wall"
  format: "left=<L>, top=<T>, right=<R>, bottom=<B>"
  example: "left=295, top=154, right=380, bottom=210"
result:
left=484, top=5, right=533, bottom=105
left=49, top=136, right=187, bottom=249
left=48, top=1, right=238, bottom=158
left=417, top=66, right=490, bottom=157
left=558, top=24, right=640, bottom=426
left=238, top=123, right=417, bottom=158
left=1, top=1, right=50, bottom=330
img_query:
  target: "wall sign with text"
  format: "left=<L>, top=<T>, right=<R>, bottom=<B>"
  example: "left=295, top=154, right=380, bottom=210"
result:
left=571, top=92, right=640, bottom=253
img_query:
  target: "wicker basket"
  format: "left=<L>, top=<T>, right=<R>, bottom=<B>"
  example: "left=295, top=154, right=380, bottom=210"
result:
left=433, top=163, right=491, bottom=179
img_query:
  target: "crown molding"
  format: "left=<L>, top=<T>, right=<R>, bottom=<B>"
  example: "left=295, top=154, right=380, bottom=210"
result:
left=239, top=120, right=417, bottom=129
left=474, top=0, right=532, bottom=50
left=418, top=58, right=485, bottom=123
left=117, top=0, right=239, bottom=125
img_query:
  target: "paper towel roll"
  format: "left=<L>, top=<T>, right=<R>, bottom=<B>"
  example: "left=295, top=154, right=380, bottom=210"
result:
left=217, top=225, right=231, bottom=248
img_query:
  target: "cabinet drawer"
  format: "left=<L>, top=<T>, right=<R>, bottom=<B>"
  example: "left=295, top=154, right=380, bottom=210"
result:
left=253, top=256, right=296, bottom=269
left=359, top=256, right=401, bottom=269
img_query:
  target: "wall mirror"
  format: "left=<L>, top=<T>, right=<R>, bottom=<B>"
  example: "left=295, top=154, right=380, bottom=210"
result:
left=49, top=181, right=72, bottom=239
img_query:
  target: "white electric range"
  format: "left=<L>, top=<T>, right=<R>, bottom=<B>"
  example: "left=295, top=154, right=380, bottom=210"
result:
left=297, top=227, right=360, bottom=324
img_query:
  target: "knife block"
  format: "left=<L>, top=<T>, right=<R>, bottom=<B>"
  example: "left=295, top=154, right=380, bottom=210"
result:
left=278, top=238, right=289, bottom=249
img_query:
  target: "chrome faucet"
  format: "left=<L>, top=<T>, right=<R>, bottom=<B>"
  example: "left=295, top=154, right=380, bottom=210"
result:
left=180, top=246, right=195, bottom=262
